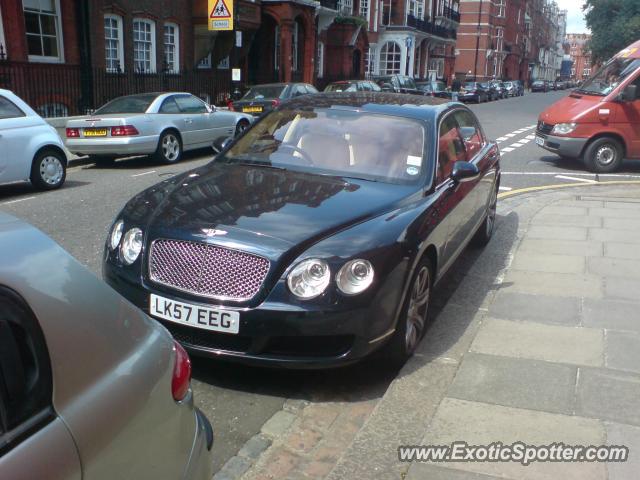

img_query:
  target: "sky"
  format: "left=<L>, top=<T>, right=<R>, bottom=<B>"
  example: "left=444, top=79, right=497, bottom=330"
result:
left=556, top=0, right=590, bottom=34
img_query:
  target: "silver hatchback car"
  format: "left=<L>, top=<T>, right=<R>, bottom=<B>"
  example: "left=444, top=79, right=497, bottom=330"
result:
left=0, top=213, right=213, bottom=480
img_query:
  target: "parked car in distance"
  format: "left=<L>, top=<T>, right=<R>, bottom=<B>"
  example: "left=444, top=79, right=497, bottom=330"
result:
left=372, top=75, right=422, bottom=95
left=531, top=80, right=549, bottom=92
left=482, top=82, right=500, bottom=101
left=536, top=39, right=640, bottom=173
left=65, top=93, right=253, bottom=165
left=491, top=81, right=509, bottom=99
left=0, top=89, right=67, bottom=190
left=416, top=80, right=451, bottom=99
left=0, top=213, right=213, bottom=480
left=324, top=80, right=382, bottom=92
left=103, top=92, right=500, bottom=368
left=230, top=83, right=318, bottom=117
left=459, top=82, right=489, bottom=103
left=503, top=80, right=524, bottom=97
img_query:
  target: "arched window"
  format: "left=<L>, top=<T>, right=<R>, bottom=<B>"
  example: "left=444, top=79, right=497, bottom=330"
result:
left=379, top=41, right=401, bottom=75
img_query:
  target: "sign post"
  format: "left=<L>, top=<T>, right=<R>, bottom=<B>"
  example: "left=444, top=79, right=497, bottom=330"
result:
left=208, top=0, right=234, bottom=31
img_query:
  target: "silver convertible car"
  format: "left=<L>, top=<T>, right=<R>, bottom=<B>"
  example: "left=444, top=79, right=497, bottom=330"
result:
left=65, top=92, right=253, bottom=164
left=0, top=213, right=213, bottom=479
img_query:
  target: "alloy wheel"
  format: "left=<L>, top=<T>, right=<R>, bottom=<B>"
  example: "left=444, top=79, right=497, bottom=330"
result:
left=39, top=155, right=64, bottom=185
left=405, top=266, right=430, bottom=353
left=162, top=134, right=180, bottom=161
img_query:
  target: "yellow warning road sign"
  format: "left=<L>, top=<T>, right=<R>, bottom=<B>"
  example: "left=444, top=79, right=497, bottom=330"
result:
left=208, top=0, right=233, bottom=31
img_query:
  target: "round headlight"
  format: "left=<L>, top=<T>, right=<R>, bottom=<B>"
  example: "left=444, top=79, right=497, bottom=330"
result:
left=336, top=259, right=374, bottom=295
left=109, top=220, right=124, bottom=250
left=551, top=123, right=577, bottom=135
left=287, top=258, right=330, bottom=299
left=121, top=228, right=143, bottom=265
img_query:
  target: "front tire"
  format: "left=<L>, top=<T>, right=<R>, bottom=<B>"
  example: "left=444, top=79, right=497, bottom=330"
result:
left=30, top=149, right=66, bottom=190
left=234, top=119, right=250, bottom=137
left=584, top=137, right=624, bottom=173
left=382, top=258, right=433, bottom=367
left=154, top=130, right=182, bottom=164
left=473, top=183, right=498, bottom=247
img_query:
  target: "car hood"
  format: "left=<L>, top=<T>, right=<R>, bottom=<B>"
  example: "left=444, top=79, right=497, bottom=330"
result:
left=126, top=163, right=416, bottom=257
left=539, top=94, right=606, bottom=124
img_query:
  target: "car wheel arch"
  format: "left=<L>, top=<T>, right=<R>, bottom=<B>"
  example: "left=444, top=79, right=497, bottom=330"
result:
left=33, top=145, right=67, bottom=166
left=583, top=132, right=627, bottom=158
left=160, top=127, right=182, bottom=144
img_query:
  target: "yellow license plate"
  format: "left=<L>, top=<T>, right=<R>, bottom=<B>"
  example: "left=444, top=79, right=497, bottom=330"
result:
left=242, top=106, right=263, bottom=113
left=84, top=128, right=108, bottom=137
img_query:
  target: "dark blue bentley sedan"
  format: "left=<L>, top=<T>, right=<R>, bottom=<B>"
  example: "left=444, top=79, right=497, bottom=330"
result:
left=103, top=92, right=500, bottom=368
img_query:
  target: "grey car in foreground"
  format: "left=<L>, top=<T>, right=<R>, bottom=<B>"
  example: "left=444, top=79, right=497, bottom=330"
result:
left=65, top=92, right=253, bottom=164
left=0, top=213, right=213, bottom=480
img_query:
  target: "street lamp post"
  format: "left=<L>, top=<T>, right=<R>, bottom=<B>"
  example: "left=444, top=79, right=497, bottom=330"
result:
left=473, top=0, right=483, bottom=80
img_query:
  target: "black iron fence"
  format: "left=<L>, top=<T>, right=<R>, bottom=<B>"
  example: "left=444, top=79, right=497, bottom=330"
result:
left=0, top=61, right=232, bottom=117
left=406, top=15, right=457, bottom=40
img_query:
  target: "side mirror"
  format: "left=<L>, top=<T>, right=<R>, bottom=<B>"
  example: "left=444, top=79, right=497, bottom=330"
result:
left=451, top=161, right=480, bottom=183
left=619, top=84, right=638, bottom=102
left=213, top=136, right=233, bottom=153
left=459, top=126, right=477, bottom=141
left=208, top=104, right=216, bottom=112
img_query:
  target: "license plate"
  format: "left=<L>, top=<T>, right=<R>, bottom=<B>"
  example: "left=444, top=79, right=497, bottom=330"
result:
left=535, top=136, right=545, bottom=146
left=242, top=106, right=263, bottom=113
left=150, top=294, right=240, bottom=334
left=84, top=128, right=108, bottom=137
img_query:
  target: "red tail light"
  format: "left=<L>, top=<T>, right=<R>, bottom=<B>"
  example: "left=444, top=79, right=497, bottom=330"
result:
left=66, top=128, right=80, bottom=138
left=227, top=100, right=235, bottom=111
left=171, top=341, right=191, bottom=401
left=111, top=125, right=139, bottom=136
left=271, top=98, right=281, bottom=108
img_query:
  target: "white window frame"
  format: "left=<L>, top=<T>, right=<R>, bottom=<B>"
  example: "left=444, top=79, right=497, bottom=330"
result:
left=380, top=41, right=401, bottom=75
left=292, top=21, right=299, bottom=72
left=163, top=23, right=180, bottom=73
left=359, top=0, right=370, bottom=22
left=496, top=27, right=504, bottom=52
left=0, top=5, right=6, bottom=57
left=317, top=41, right=324, bottom=78
left=496, top=0, right=505, bottom=18
left=104, top=14, right=124, bottom=73
left=133, top=18, right=156, bottom=73
left=338, top=0, right=353, bottom=15
left=274, top=25, right=281, bottom=71
left=24, top=0, right=65, bottom=63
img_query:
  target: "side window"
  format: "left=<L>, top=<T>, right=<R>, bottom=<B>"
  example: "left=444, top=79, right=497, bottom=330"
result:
left=454, top=110, right=485, bottom=160
left=0, top=97, right=26, bottom=120
left=437, top=114, right=466, bottom=183
left=174, top=95, right=207, bottom=114
left=159, top=97, right=180, bottom=114
left=360, top=82, right=371, bottom=92
left=293, top=85, right=308, bottom=97
left=0, top=288, right=53, bottom=453
left=305, top=84, right=318, bottom=94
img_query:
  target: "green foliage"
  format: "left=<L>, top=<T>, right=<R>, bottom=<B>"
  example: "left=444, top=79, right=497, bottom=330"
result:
left=334, top=15, right=369, bottom=27
left=584, top=0, right=640, bottom=63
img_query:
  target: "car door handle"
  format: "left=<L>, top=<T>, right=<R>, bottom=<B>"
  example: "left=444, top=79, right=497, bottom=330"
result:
left=184, top=118, right=193, bottom=124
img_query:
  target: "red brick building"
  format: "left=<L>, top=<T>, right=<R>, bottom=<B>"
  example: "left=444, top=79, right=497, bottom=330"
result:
left=455, top=0, right=529, bottom=81
left=566, top=33, right=591, bottom=80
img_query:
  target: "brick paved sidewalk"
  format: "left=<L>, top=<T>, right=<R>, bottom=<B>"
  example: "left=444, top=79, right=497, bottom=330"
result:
left=217, top=184, right=640, bottom=480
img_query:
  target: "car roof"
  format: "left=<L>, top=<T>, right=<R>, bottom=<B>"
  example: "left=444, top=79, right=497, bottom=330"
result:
left=279, top=92, right=453, bottom=122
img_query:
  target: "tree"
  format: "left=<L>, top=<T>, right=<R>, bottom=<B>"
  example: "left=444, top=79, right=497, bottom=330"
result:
left=584, top=0, right=640, bottom=64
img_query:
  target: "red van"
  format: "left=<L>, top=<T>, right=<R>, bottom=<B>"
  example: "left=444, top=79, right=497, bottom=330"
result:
left=536, top=40, right=640, bottom=173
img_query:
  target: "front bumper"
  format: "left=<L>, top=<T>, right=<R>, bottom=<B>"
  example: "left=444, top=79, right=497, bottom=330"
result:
left=103, top=263, right=397, bottom=369
left=65, top=135, right=159, bottom=156
left=459, top=93, right=480, bottom=102
left=536, top=133, right=588, bottom=158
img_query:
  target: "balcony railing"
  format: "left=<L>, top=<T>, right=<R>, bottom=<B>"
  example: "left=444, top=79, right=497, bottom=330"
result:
left=406, top=14, right=457, bottom=39
left=442, top=6, right=461, bottom=23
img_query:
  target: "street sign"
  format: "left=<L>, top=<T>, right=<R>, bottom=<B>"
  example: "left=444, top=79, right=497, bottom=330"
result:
left=208, top=0, right=233, bottom=31
left=232, top=68, right=241, bottom=81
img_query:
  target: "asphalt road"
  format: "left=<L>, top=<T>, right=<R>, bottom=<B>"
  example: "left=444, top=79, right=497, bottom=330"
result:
left=1, top=90, right=638, bottom=471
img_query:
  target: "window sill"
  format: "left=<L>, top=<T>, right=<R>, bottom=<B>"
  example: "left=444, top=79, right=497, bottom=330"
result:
left=28, top=56, right=64, bottom=64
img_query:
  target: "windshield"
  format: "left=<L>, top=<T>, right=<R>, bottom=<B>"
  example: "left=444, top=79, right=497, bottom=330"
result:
left=94, top=94, right=157, bottom=114
left=242, top=86, right=286, bottom=100
left=464, top=82, right=477, bottom=89
left=325, top=83, right=358, bottom=92
left=578, top=58, right=640, bottom=96
left=219, top=108, right=426, bottom=184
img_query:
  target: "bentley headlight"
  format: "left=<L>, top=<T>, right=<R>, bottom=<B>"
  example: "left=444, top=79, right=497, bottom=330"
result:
left=287, top=259, right=330, bottom=299
left=551, top=123, right=577, bottom=135
left=336, top=259, right=374, bottom=295
left=121, top=228, right=143, bottom=265
left=109, top=219, right=124, bottom=250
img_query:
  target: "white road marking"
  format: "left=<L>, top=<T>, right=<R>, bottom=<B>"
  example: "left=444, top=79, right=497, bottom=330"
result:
left=499, top=186, right=513, bottom=191
left=510, top=143, right=524, bottom=147
left=555, top=175, right=598, bottom=184
left=501, top=147, right=515, bottom=153
left=501, top=171, right=640, bottom=178
left=519, top=138, right=531, bottom=144
left=1, top=196, right=36, bottom=206
left=505, top=133, right=516, bottom=137
left=497, top=136, right=508, bottom=141
left=131, top=170, right=157, bottom=177
left=526, top=135, right=536, bottom=140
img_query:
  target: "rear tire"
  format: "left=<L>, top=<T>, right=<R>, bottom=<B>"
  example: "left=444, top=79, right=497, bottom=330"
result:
left=584, top=136, right=624, bottom=173
left=381, top=257, right=433, bottom=367
left=30, top=149, right=66, bottom=190
left=154, top=130, right=182, bottom=164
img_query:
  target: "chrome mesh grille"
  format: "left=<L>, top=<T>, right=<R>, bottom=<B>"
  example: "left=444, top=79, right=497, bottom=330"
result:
left=149, top=239, right=270, bottom=301
left=537, top=121, right=553, bottom=135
